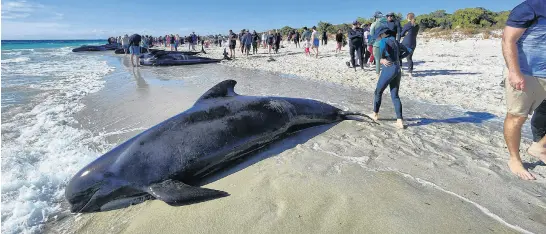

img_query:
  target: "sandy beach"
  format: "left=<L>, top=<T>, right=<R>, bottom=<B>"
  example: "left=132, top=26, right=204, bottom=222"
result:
left=45, top=36, right=546, bottom=234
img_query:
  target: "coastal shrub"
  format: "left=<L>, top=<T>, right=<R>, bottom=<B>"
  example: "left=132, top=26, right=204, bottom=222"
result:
left=452, top=7, right=497, bottom=28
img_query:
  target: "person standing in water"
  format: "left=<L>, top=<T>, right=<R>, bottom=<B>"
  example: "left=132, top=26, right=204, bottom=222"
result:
left=121, top=34, right=129, bottom=55
left=371, top=26, right=412, bottom=129
left=502, top=0, right=546, bottom=180
left=401, top=12, right=420, bottom=77
left=128, top=33, right=142, bottom=67
left=311, top=26, right=319, bottom=58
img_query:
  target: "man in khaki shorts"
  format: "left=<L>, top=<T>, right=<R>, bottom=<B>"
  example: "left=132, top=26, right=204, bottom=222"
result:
left=502, top=0, right=546, bottom=180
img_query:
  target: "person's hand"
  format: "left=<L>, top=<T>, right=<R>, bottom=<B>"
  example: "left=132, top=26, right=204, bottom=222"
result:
left=508, top=70, right=525, bottom=90
left=380, top=59, right=392, bottom=66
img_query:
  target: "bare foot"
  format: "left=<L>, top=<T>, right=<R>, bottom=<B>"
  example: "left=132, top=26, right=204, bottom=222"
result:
left=395, top=119, right=405, bottom=129
left=527, top=142, right=546, bottom=164
left=508, top=158, right=536, bottom=180
left=371, top=113, right=379, bottom=121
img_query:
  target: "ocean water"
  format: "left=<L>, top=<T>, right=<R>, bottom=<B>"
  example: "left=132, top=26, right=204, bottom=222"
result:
left=1, top=40, right=113, bottom=233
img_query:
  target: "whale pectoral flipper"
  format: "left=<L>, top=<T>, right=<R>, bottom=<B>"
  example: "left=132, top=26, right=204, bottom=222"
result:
left=148, top=179, right=229, bottom=206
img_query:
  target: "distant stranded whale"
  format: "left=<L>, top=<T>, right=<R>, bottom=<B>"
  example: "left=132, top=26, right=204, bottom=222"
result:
left=65, top=80, right=374, bottom=213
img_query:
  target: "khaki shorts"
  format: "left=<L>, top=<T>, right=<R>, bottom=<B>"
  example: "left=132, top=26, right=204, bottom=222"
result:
left=505, top=70, right=546, bottom=116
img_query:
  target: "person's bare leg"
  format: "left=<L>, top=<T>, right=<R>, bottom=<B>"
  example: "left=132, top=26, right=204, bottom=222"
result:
left=131, top=54, right=136, bottom=67
left=504, top=113, right=535, bottom=180
left=527, top=136, right=546, bottom=163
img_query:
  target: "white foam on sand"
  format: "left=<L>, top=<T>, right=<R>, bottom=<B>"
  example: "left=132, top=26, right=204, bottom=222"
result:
left=1, top=48, right=114, bottom=234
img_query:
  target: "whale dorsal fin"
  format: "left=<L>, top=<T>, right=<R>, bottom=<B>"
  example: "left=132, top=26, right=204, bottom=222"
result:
left=196, top=80, right=238, bottom=102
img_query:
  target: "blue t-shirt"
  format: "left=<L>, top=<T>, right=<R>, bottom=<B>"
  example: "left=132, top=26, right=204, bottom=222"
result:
left=506, top=0, right=546, bottom=78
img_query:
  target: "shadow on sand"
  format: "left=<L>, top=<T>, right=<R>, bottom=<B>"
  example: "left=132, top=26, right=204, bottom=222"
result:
left=406, top=111, right=497, bottom=127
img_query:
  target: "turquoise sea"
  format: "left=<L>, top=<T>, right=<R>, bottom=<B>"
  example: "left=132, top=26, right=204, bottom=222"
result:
left=1, top=40, right=113, bottom=234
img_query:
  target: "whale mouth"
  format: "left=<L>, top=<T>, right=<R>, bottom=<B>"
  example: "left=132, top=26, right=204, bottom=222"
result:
left=70, top=189, right=99, bottom=213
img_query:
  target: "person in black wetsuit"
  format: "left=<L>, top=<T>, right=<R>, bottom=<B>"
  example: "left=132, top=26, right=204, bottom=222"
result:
left=401, top=12, right=420, bottom=77
left=252, top=30, right=259, bottom=54
left=347, top=20, right=365, bottom=70
left=228, top=30, right=237, bottom=58
left=322, top=30, right=328, bottom=45
left=274, top=30, right=282, bottom=54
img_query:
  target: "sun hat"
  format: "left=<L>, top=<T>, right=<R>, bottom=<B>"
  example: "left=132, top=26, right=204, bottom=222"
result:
left=373, top=11, right=383, bottom=18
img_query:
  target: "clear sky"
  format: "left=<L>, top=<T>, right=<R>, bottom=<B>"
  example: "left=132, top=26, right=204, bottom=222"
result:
left=1, top=0, right=523, bottom=40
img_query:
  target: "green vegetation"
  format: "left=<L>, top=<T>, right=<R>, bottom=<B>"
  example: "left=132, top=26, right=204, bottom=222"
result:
left=268, top=7, right=511, bottom=36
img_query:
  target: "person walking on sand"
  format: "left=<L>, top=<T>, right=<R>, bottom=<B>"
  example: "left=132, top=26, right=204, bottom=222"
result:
left=239, top=29, right=245, bottom=54
left=370, top=11, right=388, bottom=77
left=363, top=24, right=372, bottom=66
left=401, top=12, right=420, bottom=77
left=347, top=20, right=365, bottom=69
left=335, top=29, right=343, bottom=53
left=267, top=30, right=274, bottom=55
left=370, top=25, right=412, bottom=129
left=243, top=30, right=252, bottom=56
left=311, top=26, right=320, bottom=58
left=228, top=30, right=237, bottom=59
left=501, top=0, right=546, bottom=180
left=128, top=33, right=142, bottom=67
left=262, top=32, right=267, bottom=49
left=294, top=30, right=300, bottom=48
left=322, top=30, right=328, bottom=45
left=252, top=30, right=259, bottom=55
left=274, top=30, right=282, bottom=54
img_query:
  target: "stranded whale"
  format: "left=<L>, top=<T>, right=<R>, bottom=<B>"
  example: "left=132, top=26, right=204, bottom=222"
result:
left=65, top=80, right=374, bottom=213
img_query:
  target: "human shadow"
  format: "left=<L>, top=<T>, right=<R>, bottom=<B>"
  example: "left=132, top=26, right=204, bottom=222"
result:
left=406, top=111, right=496, bottom=127
left=412, top=69, right=480, bottom=77
left=131, top=67, right=149, bottom=89
left=523, top=160, right=546, bottom=171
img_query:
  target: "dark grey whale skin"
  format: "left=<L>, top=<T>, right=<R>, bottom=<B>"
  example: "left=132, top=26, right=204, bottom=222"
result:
left=65, top=79, right=369, bottom=213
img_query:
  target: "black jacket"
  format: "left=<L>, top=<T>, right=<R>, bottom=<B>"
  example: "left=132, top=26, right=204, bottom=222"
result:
left=348, top=27, right=364, bottom=47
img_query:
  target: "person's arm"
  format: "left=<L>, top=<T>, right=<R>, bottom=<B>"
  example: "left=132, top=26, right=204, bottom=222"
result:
left=502, top=26, right=527, bottom=90
left=379, top=39, right=392, bottom=66
left=396, top=21, right=402, bottom=41
left=401, top=23, right=410, bottom=38
left=502, top=1, right=535, bottom=90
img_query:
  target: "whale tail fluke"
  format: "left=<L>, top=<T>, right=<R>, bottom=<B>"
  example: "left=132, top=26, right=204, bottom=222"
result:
left=148, top=179, right=229, bottom=206
left=338, top=111, right=379, bottom=124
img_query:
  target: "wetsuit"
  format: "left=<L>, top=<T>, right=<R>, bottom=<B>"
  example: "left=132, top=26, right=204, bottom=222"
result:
left=374, top=36, right=412, bottom=119
left=401, top=22, right=420, bottom=73
left=348, top=27, right=365, bottom=68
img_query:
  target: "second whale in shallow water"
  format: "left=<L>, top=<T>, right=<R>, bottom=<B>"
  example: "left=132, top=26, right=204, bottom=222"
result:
left=64, top=79, right=374, bottom=213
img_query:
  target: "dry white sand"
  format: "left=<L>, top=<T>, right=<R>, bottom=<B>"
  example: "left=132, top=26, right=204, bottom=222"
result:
left=47, top=37, right=546, bottom=234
